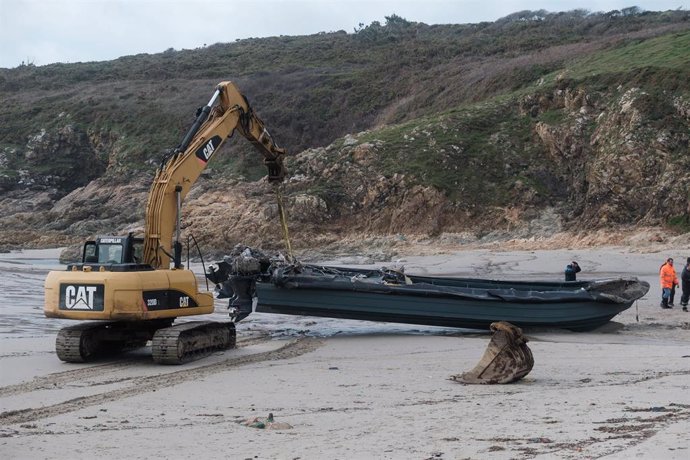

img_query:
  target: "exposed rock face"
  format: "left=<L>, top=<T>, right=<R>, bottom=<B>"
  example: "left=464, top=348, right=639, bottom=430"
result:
left=527, top=86, right=689, bottom=228
left=0, top=121, right=116, bottom=249
left=2, top=123, right=110, bottom=194
left=588, top=88, right=690, bottom=226
left=283, top=144, right=455, bottom=239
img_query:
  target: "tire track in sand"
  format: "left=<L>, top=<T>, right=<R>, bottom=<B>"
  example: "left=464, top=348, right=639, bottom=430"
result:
left=0, top=337, right=322, bottom=425
left=0, top=333, right=272, bottom=398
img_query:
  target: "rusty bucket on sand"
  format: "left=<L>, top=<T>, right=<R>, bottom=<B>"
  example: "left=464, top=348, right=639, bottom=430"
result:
left=451, top=321, right=534, bottom=384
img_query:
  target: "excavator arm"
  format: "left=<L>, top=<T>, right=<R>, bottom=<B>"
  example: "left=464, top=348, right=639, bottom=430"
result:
left=143, top=81, right=287, bottom=269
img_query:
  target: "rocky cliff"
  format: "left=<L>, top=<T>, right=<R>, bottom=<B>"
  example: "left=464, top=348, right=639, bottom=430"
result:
left=2, top=79, right=688, bottom=257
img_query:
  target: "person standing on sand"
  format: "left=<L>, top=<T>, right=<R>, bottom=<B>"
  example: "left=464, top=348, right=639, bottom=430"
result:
left=681, top=257, right=690, bottom=312
left=659, top=258, right=679, bottom=309
left=564, top=261, right=581, bottom=281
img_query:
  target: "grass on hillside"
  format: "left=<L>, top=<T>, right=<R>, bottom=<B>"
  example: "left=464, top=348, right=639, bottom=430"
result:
left=572, top=31, right=690, bottom=74
left=538, top=31, right=690, bottom=85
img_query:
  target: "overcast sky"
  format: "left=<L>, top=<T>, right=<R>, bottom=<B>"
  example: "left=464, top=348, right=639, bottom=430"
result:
left=0, top=0, right=687, bottom=68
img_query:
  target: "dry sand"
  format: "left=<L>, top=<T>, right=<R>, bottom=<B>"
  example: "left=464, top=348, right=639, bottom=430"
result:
left=1, top=246, right=689, bottom=459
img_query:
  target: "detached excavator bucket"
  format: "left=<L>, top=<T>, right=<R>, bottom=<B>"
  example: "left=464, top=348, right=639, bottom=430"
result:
left=451, top=321, right=534, bottom=384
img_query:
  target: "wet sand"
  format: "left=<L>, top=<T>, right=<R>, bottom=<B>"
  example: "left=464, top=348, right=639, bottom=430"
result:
left=1, top=247, right=689, bottom=459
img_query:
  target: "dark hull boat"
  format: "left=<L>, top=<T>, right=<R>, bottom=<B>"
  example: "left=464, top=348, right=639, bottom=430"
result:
left=251, top=265, right=650, bottom=332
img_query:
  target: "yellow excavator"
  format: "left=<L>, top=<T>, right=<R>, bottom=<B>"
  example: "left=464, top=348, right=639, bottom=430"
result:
left=44, top=81, right=287, bottom=364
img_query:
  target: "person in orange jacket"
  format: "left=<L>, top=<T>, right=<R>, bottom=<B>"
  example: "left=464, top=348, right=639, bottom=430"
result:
left=659, top=258, right=679, bottom=309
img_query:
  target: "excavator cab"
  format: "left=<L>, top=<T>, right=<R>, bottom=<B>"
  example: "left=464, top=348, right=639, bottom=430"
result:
left=77, top=234, right=146, bottom=269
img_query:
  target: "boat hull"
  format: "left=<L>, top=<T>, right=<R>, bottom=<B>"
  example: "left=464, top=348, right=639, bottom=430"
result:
left=256, top=283, right=632, bottom=331
left=251, top=266, right=649, bottom=332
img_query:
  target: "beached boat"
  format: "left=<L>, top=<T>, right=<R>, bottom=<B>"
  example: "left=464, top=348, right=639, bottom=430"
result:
left=247, top=264, right=649, bottom=332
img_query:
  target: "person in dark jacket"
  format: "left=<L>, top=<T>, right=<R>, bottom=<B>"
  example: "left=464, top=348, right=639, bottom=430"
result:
left=564, top=261, right=581, bottom=281
left=681, top=257, right=690, bottom=312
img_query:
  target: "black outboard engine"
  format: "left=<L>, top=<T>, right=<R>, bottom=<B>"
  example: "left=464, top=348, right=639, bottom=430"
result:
left=224, top=275, right=256, bottom=323
left=206, top=245, right=271, bottom=322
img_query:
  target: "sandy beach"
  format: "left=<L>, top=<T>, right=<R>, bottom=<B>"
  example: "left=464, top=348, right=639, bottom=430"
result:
left=1, top=246, right=689, bottom=459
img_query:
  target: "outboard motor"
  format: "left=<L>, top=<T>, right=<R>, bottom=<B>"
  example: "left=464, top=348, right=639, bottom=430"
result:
left=207, top=245, right=269, bottom=322
left=224, top=275, right=256, bottom=322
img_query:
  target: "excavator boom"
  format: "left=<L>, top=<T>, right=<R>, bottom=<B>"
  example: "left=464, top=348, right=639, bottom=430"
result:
left=143, top=81, right=287, bottom=270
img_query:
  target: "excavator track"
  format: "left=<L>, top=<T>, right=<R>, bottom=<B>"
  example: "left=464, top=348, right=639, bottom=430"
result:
left=55, top=320, right=171, bottom=363
left=56, top=322, right=104, bottom=363
left=152, top=321, right=236, bottom=365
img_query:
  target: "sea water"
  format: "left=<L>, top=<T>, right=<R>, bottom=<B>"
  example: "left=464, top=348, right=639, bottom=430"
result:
left=0, top=249, right=466, bottom=340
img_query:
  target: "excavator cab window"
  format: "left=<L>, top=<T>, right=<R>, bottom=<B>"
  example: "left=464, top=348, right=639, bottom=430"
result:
left=83, top=241, right=97, bottom=263
left=129, top=239, right=144, bottom=264
left=98, top=243, right=124, bottom=264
